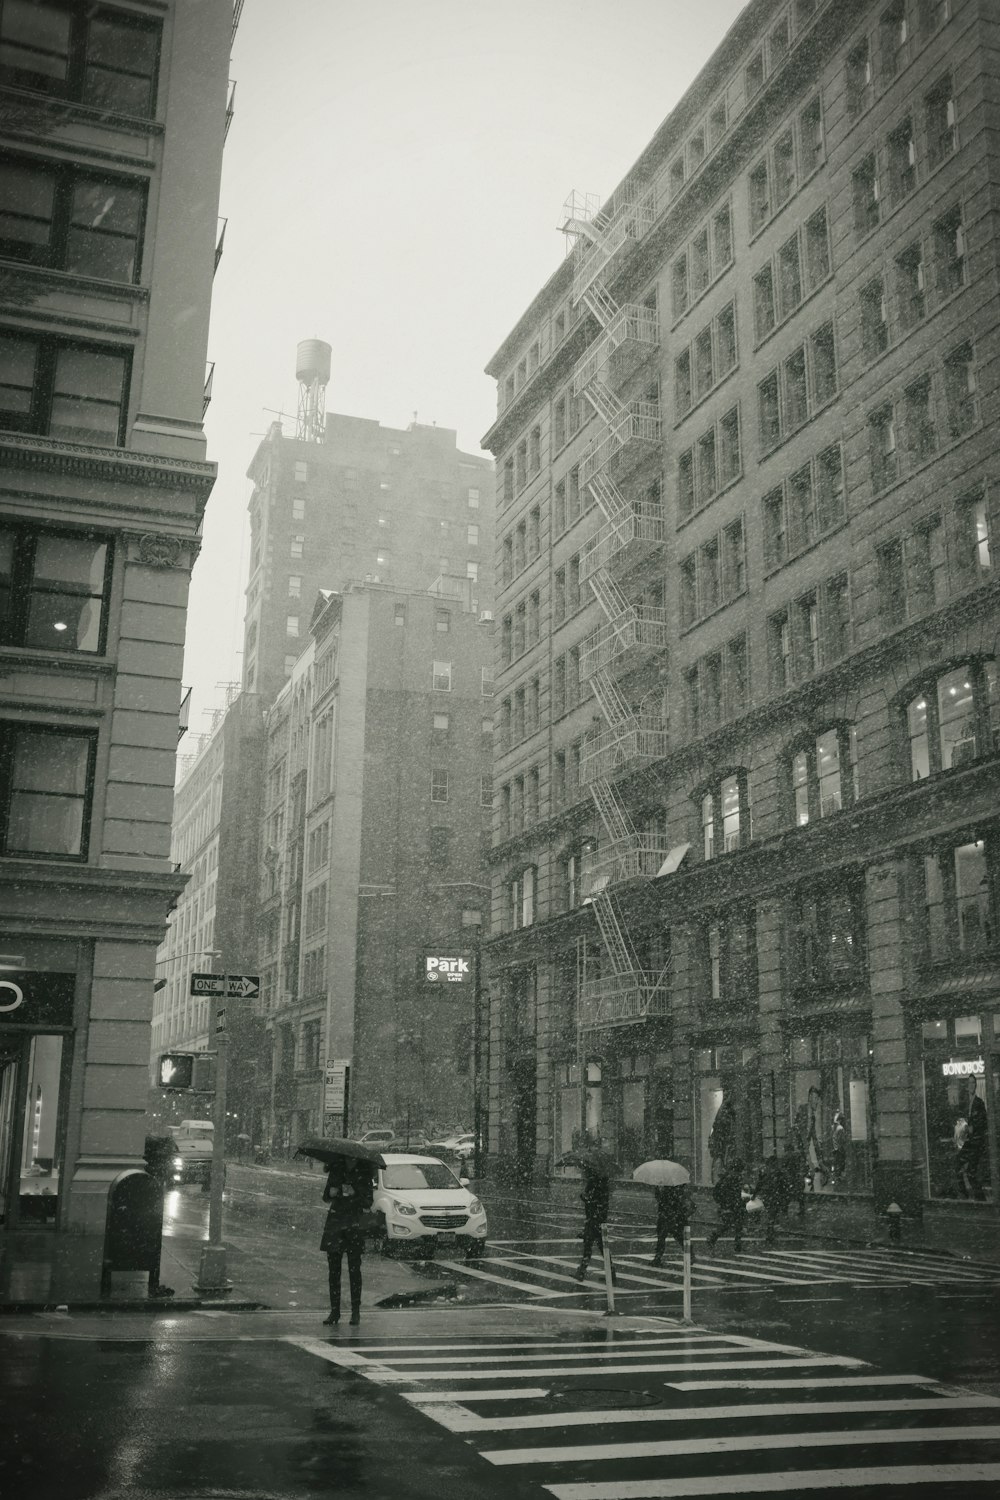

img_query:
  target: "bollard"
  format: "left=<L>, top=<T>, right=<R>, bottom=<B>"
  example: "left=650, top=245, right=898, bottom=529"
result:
left=886, top=1200, right=903, bottom=1244
left=600, top=1223, right=617, bottom=1317
left=682, top=1222, right=693, bottom=1324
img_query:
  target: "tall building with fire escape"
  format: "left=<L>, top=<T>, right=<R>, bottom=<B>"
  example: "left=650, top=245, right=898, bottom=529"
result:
left=482, top=0, right=1000, bottom=1226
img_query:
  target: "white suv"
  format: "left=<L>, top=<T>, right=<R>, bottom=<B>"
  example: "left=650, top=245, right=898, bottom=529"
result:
left=373, top=1153, right=487, bottom=1258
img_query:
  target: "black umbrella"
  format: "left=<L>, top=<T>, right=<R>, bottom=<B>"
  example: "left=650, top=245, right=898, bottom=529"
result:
left=556, top=1145, right=616, bottom=1178
left=296, top=1137, right=386, bottom=1170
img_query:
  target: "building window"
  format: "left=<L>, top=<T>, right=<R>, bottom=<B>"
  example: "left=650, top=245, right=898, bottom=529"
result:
left=431, top=768, right=449, bottom=803
left=432, top=711, right=449, bottom=733
left=0, top=331, right=129, bottom=446
left=904, top=376, right=937, bottom=463
left=763, top=487, right=786, bottom=570
left=753, top=265, right=776, bottom=342
left=748, top=160, right=770, bottom=235
left=0, top=2, right=161, bottom=116
left=677, top=449, right=695, bottom=520
left=510, top=866, right=536, bottom=929
left=852, top=155, right=880, bottom=237
left=957, top=489, right=992, bottom=579
left=788, top=725, right=859, bottom=825
left=287, top=575, right=301, bottom=598
left=0, top=723, right=96, bottom=858
left=934, top=205, right=965, bottom=294
left=926, top=73, right=957, bottom=169
left=805, top=206, right=830, bottom=291
left=671, top=254, right=688, bottom=320
left=793, top=887, right=864, bottom=986
left=290, top=535, right=304, bottom=559
left=702, top=910, right=756, bottom=1008
left=0, top=526, right=111, bottom=654
left=432, top=660, right=452, bottom=691
left=285, top=615, right=299, bottom=637
left=944, top=343, right=977, bottom=437
left=480, top=772, right=492, bottom=809
left=922, top=839, right=997, bottom=959
left=394, top=603, right=405, bottom=627
left=701, top=771, right=748, bottom=860
left=888, top=117, right=916, bottom=205
left=773, top=130, right=795, bottom=208
left=758, top=371, right=780, bottom=450
left=895, top=243, right=925, bottom=331
left=846, top=37, right=872, bottom=118
left=0, top=158, right=147, bottom=281
left=293, top=460, right=308, bottom=483
left=869, top=404, right=897, bottom=492
left=777, top=233, right=801, bottom=318
left=860, top=278, right=889, bottom=362
left=905, top=661, right=998, bottom=780
left=880, top=0, right=909, bottom=81
left=435, top=609, right=450, bottom=634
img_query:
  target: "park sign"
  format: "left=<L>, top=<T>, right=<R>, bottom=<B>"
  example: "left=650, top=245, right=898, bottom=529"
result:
left=423, top=952, right=472, bottom=985
left=189, top=972, right=260, bottom=999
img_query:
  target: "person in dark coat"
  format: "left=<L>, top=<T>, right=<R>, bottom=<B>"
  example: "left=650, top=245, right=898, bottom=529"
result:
left=143, top=1135, right=176, bottom=1298
left=706, top=1156, right=746, bottom=1253
left=781, top=1140, right=807, bottom=1218
left=321, top=1159, right=374, bottom=1325
left=573, top=1161, right=613, bottom=1281
left=708, top=1098, right=737, bottom=1183
left=957, top=1080, right=988, bottom=1201
left=755, top=1154, right=790, bottom=1248
left=651, top=1183, right=693, bottom=1266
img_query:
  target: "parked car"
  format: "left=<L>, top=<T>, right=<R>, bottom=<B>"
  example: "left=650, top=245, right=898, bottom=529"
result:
left=428, top=1132, right=476, bottom=1162
left=352, top=1128, right=397, bottom=1150
left=389, top=1130, right=430, bottom=1152
left=371, top=1153, right=487, bottom=1259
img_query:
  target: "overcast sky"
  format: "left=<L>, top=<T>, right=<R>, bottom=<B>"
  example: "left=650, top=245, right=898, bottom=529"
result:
left=186, top=0, right=749, bottom=731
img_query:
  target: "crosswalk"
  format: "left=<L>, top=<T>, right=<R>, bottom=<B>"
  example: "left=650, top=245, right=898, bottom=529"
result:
left=428, top=1236, right=1000, bottom=1302
left=290, top=1326, right=1000, bottom=1497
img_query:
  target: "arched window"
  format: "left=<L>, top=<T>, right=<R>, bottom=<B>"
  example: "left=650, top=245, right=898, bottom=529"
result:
left=788, top=723, right=858, bottom=826
left=905, top=659, right=998, bottom=780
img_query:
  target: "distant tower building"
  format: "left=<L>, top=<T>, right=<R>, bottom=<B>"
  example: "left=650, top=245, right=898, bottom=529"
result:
left=295, top=338, right=331, bottom=443
left=241, top=352, right=495, bottom=706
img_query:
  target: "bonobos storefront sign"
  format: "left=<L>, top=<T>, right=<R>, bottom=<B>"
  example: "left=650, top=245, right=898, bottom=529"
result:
left=0, top=971, right=76, bottom=1028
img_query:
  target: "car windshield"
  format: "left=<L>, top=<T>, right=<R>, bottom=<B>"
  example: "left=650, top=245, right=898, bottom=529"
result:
left=382, top=1163, right=461, bottom=1191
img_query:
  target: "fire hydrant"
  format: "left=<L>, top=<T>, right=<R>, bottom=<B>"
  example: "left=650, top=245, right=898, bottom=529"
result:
left=886, top=1200, right=903, bottom=1243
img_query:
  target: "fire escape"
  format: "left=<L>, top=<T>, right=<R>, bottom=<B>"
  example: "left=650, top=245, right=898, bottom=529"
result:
left=560, top=183, right=670, bottom=1031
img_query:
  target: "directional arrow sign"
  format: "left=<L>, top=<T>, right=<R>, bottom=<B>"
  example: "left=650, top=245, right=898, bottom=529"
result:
left=190, top=972, right=261, bottom=999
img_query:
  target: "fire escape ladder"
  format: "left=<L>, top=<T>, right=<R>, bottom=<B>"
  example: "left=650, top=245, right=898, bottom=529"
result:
left=592, top=888, right=641, bottom=975
left=588, top=567, right=630, bottom=625
left=581, top=282, right=620, bottom=332
left=586, top=471, right=629, bottom=524
left=582, top=379, right=629, bottom=431
left=590, top=667, right=632, bottom=728
left=590, top=778, right=636, bottom=844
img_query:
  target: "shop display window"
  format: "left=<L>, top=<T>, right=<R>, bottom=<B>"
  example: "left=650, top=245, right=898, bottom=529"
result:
left=921, top=1013, right=996, bottom=1201
left=0, top=1033, right=70, bottom=1226
left=788, top=1031, right=872, bottom=1194
left=695, top=1044, right=762, bottom=1185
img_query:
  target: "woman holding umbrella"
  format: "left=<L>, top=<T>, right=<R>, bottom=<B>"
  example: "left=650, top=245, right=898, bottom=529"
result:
left=297, top=1137, right=380, bottom=1327
left=633, top=1159, right=693, bottom=1265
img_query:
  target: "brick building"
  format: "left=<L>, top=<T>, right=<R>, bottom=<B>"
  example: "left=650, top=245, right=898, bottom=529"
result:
left=482, top=0, right=999, bottom=1220
left=241, top=411, right=494, bottom=706
left=0, top=0, right=232, bottom=1297
left=255, top=582, right=494, bottom=1149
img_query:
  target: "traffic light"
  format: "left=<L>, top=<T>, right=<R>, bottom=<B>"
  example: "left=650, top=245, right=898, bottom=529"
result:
left=158, top=1052, right=195, bottom=1090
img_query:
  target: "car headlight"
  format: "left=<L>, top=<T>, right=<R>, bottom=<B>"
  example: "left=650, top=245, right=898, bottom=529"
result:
left=468, top=1198, right=483, bottom=1215
left=173, top=1157, right=184, bottom=1169
left=393, top=1200, right=417, bottom=1216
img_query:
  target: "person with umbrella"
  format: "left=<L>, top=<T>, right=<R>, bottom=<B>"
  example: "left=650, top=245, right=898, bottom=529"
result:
left=297, top=1137, right=380, bottom=1327
left=633, top=1159, right=693, bottom=1266
left=558, top=1139, right=616, bottom=1283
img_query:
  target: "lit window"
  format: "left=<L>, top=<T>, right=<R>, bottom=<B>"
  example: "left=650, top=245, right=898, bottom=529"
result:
left=0, top=526, right=110, bottom=653
left=287, top=575, right=301, bottom=598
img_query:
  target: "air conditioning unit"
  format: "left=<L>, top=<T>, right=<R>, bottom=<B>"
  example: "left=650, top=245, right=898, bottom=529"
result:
left=479, top=610, right=494, bottom=622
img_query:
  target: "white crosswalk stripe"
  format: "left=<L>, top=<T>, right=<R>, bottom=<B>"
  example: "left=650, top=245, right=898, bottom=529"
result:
left=439, top=1239, right=1000, bottom=1301
left=287, top=1326, right=1000, bottom=1499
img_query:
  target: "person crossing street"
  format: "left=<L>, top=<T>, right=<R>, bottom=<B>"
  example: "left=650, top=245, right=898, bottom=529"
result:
left=706, top=1155, right=746, bottom=1253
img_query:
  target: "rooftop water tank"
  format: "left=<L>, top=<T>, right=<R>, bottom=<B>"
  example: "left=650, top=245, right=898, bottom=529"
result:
left=295, top=339, right=331, bottom=387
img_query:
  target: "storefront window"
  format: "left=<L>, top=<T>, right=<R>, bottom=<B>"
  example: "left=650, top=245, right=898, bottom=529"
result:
left=696, top=1045, right=761, bottom=1185
left=788, top=1031, right=872, bottom=1194
left=921, top=1013, right=993, bottom=1201
left=0, top=1034, right=69, bottom=1226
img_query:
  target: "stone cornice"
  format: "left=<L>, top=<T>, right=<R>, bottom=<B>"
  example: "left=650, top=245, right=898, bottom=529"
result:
left=0, top=433, right=217, bottom=495
left=0, top=858, right=186, bottom=898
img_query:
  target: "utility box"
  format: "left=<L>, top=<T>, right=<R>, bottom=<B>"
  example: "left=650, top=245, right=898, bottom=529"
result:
left=102, top=1170, right=164, bottom=1296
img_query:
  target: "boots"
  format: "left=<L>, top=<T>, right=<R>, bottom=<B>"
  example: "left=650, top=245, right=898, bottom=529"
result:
left=349, top=1304, right=361, bottom=1325
left=323, top=1309, right=340, bottom=1325
left=573, top=1261, right=587, bottom=1281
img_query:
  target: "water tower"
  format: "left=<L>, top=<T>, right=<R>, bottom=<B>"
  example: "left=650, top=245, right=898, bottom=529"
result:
left=295, top=338, right=331, bottom=442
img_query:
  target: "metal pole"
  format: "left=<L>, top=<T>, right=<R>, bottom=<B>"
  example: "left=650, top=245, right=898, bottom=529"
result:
left=196, top=967, right=232, bottom=1294
left=601, top=1223, right=617, bottom=1316
left=473, top=935, right=482, bottom=1180
left=682, top=1222, right=693, bottom=1324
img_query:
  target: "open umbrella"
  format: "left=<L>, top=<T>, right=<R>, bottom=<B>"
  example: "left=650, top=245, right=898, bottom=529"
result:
left=296, top=1137, right=386, bottom=1170
left=633, top=1159, right=690, bottom=1188
left=557, top=1145, right=616, bottom=1178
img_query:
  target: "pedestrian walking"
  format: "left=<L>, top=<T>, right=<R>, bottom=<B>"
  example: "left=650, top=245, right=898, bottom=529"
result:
left=573, top=1158, right=614, bottom=1281
left=830, top=1110, right=847, bottom=1186
left=708, top=1097, right=737, bottom=1183
left=651, top=1183, right=693, bottom=1266
left=794, top=1085, right=828, bottom=1192
left=755, top=1154, right=790, bottom=1248
left=320, top=1158, right=373, bottom=1325
left=706, top=1156, right=746, bottom=1253
left=782, top=1140, right=807, bottom=1218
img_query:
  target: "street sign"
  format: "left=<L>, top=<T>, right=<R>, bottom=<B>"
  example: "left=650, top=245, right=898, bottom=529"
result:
left=324, top=1058, right=350, bottom=1113
left=190, top=972, right=260, bottom=999
left=215, top=1006, right=226, bottom=1035
left=423, top=953, right=472, bottom=984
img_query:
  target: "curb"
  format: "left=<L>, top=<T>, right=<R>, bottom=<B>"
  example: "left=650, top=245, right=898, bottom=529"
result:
left=0, top=1298, right=265, bottom=1315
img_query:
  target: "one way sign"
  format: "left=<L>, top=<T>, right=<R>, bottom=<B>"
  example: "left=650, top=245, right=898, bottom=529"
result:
left=190, top=972, right=261, bottom=999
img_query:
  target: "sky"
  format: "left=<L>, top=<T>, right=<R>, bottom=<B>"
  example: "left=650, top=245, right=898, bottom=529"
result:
left=186, top=0, right=749, bottom=732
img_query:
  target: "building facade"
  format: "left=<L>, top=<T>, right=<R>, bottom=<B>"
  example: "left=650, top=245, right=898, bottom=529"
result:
left=483, top=0, right=999, bottom=1219
left=256, top=582, right=494, bottom=1151
left=0, top=0, right=232, bottom=1297
left=242, top=411, right=495, bottom=706
left=149, top=687, right=264, bottom=1135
